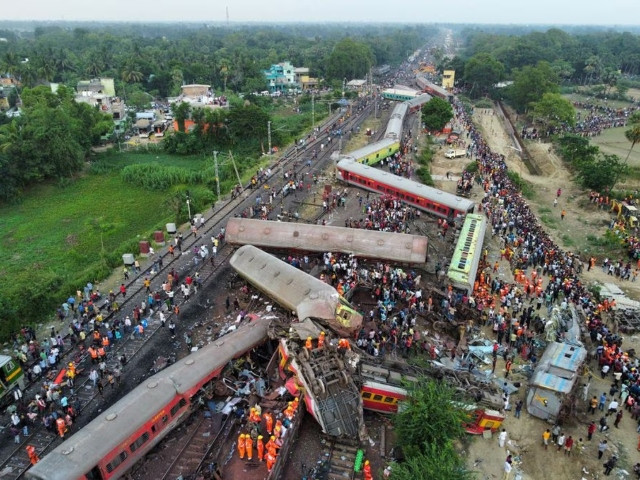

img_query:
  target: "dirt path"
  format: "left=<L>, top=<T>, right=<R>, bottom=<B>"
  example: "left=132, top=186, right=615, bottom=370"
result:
left=429, top=107, right=640, bottom=480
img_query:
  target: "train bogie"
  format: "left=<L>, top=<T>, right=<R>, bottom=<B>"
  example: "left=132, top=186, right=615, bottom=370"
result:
left=343, top=137, right=399, bottom=166
left=230, top=245, right=362, bottom=336
left=225, top=218, right=427, bottom=264
left=336, top=159, right=474, bottom=219
left=25, top=320, right=270, bottom=480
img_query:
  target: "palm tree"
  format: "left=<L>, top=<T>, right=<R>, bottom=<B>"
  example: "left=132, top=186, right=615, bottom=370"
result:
left=625, top=112, right=640, bottom=162
left=121, top=68, right=144, bottom=84
left=2, top=52, right=21, bottom=78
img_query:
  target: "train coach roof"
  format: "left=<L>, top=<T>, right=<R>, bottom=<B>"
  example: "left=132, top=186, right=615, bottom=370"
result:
left=337, top=159, right=475, bottom=212
left=26, top=319, right=270, bottom=480
left=405, top=93, right=432, bottom=108
left=26, top=380, right=177, bottom=480
left=230, top=245, right=339, bottom=323
left=342, top=137, right=397, bottom=161
left=225, top=218, right=427, bottom=264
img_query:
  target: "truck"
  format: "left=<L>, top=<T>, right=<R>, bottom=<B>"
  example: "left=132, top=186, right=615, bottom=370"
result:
left=445, top=149, right=467, bottom=159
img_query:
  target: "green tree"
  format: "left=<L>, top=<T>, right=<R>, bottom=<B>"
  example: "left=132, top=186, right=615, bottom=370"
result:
left=508, top=61, right=559, bottom=112
left=575, top=153, right=628, bottom=191
left=624, top=112, right=640, bottom=162
left=390, top=443, right=475, bottom=480
left=530, top=92, right=576, bottom=134
left=555, top=134, right=599, bottom=166
left=393, top=379, right=468, bottom=453
left=463, top=53, right=504, bottom=98
left=326, top=38, right=374, bottom=81
left=421, top=97, right=454, bottom=132
left=171, top=101, right=192, bottom=133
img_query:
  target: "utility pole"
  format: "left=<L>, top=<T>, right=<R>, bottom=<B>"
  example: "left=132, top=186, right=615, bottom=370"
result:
left=213, top=151, right=220, bottom=200
left=185, top=190, right=191, bottom=220
left=267, top=120, right=271, bottom=157
left=311, top=92, right=315, bottom=129
left=229, top=151, right=243, bottom=192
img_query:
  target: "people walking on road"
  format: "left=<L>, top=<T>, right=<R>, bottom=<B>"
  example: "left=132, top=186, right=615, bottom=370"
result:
left=542, top=429, right=551, bottom=450
left=598, top=440, right=608, bottom=459
left=498, top=428, right=507, bottom=448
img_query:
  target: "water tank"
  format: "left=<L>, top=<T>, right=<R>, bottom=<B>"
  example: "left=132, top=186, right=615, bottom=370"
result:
left=166, top=223, right=177, bottom=235
left=122, top=254, right=135, bottom=266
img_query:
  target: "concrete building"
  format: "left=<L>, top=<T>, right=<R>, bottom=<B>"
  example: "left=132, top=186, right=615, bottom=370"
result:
left=264, top=62, right=318, bottom=93
left=75, top=78, right=125, bottom=122
left=442, top=70, right=455, bottom=90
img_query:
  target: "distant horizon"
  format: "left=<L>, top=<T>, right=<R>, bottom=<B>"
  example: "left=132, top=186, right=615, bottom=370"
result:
left=0, top=20, right=639, bottom=28
left=2, top=0, right=640, bottom=27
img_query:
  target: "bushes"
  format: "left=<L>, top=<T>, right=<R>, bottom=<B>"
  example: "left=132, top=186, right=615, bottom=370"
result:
left=464, top=161, right=478, bottom=174
left=120, top=163, right=213, bottom=190
left=416, top=167, right=435, bottom=186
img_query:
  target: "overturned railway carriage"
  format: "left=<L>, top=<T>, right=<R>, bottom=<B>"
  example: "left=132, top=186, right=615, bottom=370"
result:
left=447, top=214, right=487, bottom=294
left=225, top=218, right=427, bottom=264
left=405, top=93, right=432, bottom=112
left=25, top=319, right=270, bottom=480
left=229, top=245, right=363, bottom=336
left=341, top=137, right=399, bottom=166
left=336, top=159, right=475, bottom=219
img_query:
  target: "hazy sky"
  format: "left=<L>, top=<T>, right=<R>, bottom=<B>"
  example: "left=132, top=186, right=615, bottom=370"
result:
left=4, top=0, right=640, bottom=25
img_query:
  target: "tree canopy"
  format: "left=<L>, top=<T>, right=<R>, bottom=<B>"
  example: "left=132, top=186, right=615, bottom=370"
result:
left=508, top=61, right=560, bottom=112
left=326, top=38, right=374, bottom=81
left=462, top=53, right=504, bottom=97
left=530, top=92, right=576, bottom=133
left=0, top=85, right=112, bottom=201
left=421, top=97, right=454, bottom=132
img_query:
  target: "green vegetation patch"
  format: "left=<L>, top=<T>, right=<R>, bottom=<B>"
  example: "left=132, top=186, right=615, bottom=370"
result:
left=0, top=171, right=172, bottom=336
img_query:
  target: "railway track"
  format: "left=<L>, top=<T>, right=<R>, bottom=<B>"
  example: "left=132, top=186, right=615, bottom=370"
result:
left=0, top=100, right=376, bottom=478
left=321, top=435, right=360, bottom=480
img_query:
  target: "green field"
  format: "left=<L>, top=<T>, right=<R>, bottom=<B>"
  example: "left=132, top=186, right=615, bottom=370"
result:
left=590, top=127, right=640, bottom=167
left=0, top=152, right=207, bottom=336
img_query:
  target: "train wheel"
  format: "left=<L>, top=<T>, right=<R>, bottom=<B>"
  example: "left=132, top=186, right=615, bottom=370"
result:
left=300, top=347, right=310, bottom=360
left=314, top=379, right=326, bottom=396
left=340, top=370, right=349, bottom=386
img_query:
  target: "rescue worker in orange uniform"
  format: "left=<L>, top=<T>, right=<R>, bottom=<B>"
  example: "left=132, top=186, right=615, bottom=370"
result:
left=56, top=417, right=67, bottom=438
left=245, top=434, right=253, bottom=460
left=257, top=435, right=265, bottom=461
left=265, top=435, right=279, bottom=456
left=26, top=445, right=39, bottom=465
left=265, top=451, right=276, bottom=472
left=363, top=460, right=373, bottom=480
left=284, top=402, right=295, bottom=421
left=88, top=346, right=98, bottom=364
left=292, top=396, right=299, bottom=412
left=237, top=433, right=246, bottom=459
left=274, top=419, right=283, bottom=439
left=263, top=411, right=274, bottom=434
left=249, top=407, right=261, bottom=423
left=338, top=338, right=351, bottom=351
left=305, top=336, right=313, bottom=350
left=318, top=331, right=325, bottom=349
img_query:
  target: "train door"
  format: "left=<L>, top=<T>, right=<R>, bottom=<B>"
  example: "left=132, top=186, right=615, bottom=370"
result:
left=85, top=466, right=104, bottom=480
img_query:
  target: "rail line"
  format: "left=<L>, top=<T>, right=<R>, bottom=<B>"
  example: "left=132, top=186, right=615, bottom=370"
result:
left=0, top=101, right=375, bottom=478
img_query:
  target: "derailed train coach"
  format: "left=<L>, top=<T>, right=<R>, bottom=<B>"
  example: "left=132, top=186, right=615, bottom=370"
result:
left=25, top=319, right=270, bottom=480
left=225, top=218, right=428, bottom=264
left=229, top=245, right=363, bottom=337
left=336, top=159, right=475, bottom=220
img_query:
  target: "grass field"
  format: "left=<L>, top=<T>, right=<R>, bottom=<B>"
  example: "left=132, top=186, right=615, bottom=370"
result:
left=590, top=127, right=640, bottom=167
left=0, top=152, right=209, bottom=335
